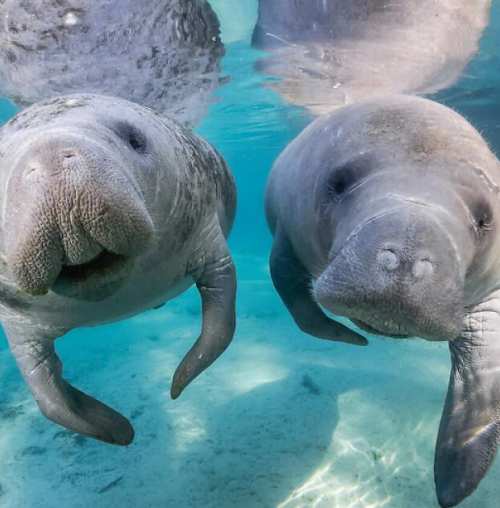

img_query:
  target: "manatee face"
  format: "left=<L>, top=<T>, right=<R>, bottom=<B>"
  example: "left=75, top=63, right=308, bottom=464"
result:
left=1, top=97, right=166, bottom=301
left=0, top=0, right=224, bottom=126
left=308, top=128, right=498, bottom=341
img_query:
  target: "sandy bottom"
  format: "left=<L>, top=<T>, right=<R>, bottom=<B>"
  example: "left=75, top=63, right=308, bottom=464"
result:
left=0, top=255, right=498, bottom=508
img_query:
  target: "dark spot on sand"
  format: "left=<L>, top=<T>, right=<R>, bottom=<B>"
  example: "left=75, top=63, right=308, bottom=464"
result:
left=21, top=446, right=47, bottom=457
left=97, top=476, right=124, bottom=494
left=62, top=471, right=88, bottom=485
left=131, top=406, right=145, bottom=420
left=0, top=404, right=25, bottom=421
left=301, top=374, right=321, bottom=395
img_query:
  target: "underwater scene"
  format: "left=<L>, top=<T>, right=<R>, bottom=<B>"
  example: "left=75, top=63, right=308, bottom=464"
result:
left=0, top=1, right=500, bottom=507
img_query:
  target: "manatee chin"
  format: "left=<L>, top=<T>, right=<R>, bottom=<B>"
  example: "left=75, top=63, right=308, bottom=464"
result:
left=312, top=258, right=465, bottom=342
left=350, top=318, right=410, bottom=339
left=51, top=250, right=134, bottom=301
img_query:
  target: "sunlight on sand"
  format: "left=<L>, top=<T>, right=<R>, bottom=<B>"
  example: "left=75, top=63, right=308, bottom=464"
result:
left=277, top=460, right=393, bottom=508
left=215, top=343, right=289, bottom=395
left=170, top=405, right=208, bottom=453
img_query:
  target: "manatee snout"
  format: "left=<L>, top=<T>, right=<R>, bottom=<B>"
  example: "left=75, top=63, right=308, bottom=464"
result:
left=5, top=133, right=154, bottom=298
left=313, top=208, right=465, bottom=340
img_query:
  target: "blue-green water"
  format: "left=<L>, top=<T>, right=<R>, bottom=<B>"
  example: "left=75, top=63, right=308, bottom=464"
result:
left=0, top=2, right=500, bottom=508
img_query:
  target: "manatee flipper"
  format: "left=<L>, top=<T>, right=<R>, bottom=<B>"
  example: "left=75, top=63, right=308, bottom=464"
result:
left=435, top=303, right=500, bottom=507
left=4, top=323, right=134, bottom=445
left=270, top=227, right=367, bottom=345
left=171, top=231, right=236, bottom=399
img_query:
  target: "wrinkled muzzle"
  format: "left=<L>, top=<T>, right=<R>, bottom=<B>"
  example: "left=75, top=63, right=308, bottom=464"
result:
left=313, top=208, right=465, bottom=340
left=5, top=138, right=154, bottom=299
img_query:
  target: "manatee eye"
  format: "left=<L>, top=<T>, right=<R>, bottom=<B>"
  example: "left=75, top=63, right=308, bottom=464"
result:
left=327, top=164, right=363, bottom=200
left=112, top=121, right=147, bottom=154
left=472, top=201, right=493, bottom=234
left=329, top=174, right=347, bottom=195
left=128, top=131, right=145, bottom=153
left=321, top=155, right=374, bottom=211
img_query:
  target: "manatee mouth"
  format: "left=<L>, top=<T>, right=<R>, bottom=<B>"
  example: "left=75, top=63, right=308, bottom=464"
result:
left=351, top=318, right=411, bottom=339
left=58, top=250, right=126, bottom=282
left=52, top=250, right=133, bottom=301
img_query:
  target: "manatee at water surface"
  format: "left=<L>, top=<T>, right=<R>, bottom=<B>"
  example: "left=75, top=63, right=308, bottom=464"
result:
left=253, top=0, right=491, bottom=115
left=0, top=93, right=237, bottom=445
left=0, top=0, right=225, bottom=126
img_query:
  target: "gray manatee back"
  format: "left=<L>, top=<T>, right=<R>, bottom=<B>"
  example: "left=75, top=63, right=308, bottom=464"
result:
left=253, top=0, right=491, bottom=115
left=0, top=0, right=224, bottom=126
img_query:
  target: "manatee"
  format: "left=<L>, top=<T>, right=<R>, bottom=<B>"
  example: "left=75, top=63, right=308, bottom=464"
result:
left=0, top=0, right=224, bottom=126
left=265, top=95, right=500, bottom=507
left=252, top=0, right=491, bottom=115
left=0, top=94, right=237, bottom=445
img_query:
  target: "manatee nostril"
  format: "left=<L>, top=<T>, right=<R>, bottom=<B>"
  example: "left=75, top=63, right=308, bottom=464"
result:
left=413, top=259, right=434, bottom=279
left=62, top=152, right=76, bottom=159
left=377, top=249, right=400, bottom=272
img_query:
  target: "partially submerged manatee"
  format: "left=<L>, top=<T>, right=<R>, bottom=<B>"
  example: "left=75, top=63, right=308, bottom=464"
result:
left=253, top=0, right=491, bottom=115
left=0, top=94, right=237, bottom=445
left=0, top=0, right=225, bottom=125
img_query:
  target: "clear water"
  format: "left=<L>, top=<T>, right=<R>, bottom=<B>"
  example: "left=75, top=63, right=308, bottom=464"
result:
left=1, top=2, right=500, bottom=507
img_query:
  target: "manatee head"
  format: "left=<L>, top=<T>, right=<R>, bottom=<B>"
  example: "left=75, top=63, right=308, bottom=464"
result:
left=310, top=99, right=499, bottom=341
left=1, top=96, right=164, bottom=301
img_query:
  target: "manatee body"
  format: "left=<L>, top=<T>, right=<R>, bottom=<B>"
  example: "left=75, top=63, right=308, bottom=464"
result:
left=0, top=0, right=224, bottom=126
left=253, top=0, right=491, bottom=115
left=0, top=94, right=237, bottom=445
left=266, top=95, right=500, bottom=507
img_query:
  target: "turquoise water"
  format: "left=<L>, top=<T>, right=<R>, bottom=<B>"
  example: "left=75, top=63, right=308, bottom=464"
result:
left=1, top=2, right=500, bottom=508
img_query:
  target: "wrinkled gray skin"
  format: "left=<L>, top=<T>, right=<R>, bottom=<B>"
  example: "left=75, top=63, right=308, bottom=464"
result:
left=0, top=0, right=224, bottom=126
left=253, top=0, right=491, bottom=116
left=266, top=95, right=500, bottom=507
left=0, top=94, right=237, bottom=446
